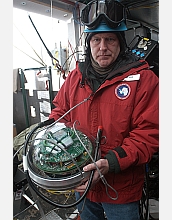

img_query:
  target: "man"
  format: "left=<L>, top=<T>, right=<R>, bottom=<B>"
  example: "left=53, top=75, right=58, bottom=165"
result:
left=49, top=1, right=159, bottom=219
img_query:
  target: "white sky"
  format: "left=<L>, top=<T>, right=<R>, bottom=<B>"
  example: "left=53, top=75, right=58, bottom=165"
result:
left=13, top=7, right=68, bottom=69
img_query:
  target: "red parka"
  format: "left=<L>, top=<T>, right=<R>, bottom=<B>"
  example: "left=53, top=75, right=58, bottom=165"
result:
left=49, top=60, right=159, bottom=204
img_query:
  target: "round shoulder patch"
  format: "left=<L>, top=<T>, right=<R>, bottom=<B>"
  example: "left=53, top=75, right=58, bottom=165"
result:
left=115, top=83, right=131, bottom=100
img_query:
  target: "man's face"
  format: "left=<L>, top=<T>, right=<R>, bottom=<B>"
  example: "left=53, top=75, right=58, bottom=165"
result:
left=90, top=32, right=120, bottom=68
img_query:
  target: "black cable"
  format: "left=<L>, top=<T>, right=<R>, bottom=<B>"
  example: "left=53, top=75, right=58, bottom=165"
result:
left=61, top=50, right=81, bottom=70
left=24, top=143, right=98, bottom=208
left=23, top=118, right=101, bottom=208
left=23, top=118, right=55, bottom=155
left=28, top=15, right=53, bottom=59
left=25, top=169, right=94, bottom=208
left=28, top=15, right=62, bottom=70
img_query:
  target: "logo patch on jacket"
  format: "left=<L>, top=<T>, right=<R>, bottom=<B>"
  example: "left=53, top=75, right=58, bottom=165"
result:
left=115, top=83, right=131, bottom=99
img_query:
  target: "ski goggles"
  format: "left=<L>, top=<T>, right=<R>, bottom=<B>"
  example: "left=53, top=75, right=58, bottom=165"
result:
left=81, top=0, right=126, bottom=29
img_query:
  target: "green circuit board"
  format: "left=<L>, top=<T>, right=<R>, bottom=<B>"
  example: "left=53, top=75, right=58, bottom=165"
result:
left=32, top=126, right=94, bottom=175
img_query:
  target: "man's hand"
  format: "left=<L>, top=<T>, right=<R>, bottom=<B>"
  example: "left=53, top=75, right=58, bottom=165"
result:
left=74, top=158, right=109, bottom=192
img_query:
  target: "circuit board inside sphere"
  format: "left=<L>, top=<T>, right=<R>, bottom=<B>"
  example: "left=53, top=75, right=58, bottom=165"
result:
left=31, top=123, right=94, bottom=175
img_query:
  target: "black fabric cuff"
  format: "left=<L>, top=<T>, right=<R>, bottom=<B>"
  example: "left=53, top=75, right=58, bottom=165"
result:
left=104, top=150, right=121, bottom=174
